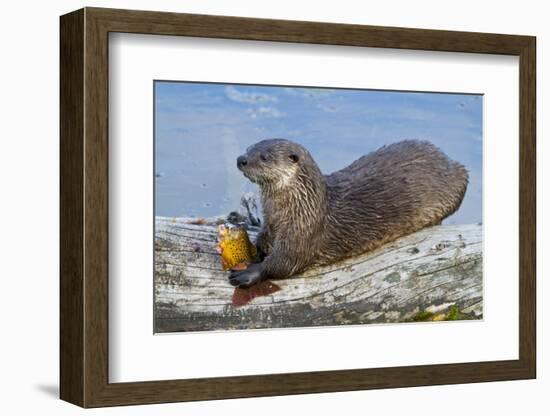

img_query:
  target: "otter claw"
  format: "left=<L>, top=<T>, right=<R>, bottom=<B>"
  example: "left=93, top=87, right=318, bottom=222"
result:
left=229, top=264, right=263, bottom=288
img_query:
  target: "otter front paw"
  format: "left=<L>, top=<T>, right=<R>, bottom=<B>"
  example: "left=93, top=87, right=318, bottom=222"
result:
left=228, top=263, right=264, bottom=288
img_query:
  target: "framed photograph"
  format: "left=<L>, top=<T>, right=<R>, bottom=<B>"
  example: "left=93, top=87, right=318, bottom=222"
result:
left=60, top=7, right=536, bottom=408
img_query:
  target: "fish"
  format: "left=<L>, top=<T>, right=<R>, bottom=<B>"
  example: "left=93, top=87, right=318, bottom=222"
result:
left=217, top=224, right=258, bottom=271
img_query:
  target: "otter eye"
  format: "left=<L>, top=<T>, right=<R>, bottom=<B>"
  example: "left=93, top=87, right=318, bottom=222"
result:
left=289, top=154, right=299, bottom=163
left=260, top=154, right=267, bottom=161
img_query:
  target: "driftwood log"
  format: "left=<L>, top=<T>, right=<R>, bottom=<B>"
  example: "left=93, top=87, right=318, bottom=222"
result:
left=155, top=216, right=482, bottom=332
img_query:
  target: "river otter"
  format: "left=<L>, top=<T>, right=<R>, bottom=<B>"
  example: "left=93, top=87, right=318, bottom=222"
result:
left=229, top=139, right=468, bottom=288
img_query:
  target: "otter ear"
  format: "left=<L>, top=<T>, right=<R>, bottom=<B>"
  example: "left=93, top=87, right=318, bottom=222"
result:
left=289, top=154, right=299, bottom=163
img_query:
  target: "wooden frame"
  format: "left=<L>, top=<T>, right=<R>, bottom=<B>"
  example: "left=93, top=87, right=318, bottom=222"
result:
left=60, top=7, right=536, bottom=408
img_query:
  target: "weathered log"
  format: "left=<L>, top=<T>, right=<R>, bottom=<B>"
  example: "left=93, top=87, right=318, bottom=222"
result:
left=155, top=216, right=482, bottom=332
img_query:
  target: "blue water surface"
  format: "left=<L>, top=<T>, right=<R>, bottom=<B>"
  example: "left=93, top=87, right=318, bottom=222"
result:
left=155, top=82, right=482, bottom=225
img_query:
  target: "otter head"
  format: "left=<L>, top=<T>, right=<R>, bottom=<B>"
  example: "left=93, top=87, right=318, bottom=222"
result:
left=237, top=139, right=320, bottom=192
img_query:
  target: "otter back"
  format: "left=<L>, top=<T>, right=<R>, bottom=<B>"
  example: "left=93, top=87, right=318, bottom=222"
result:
left=318, top=140, right=469, bottom=264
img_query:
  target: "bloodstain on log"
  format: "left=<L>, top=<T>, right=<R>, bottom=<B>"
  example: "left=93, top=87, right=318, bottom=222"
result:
left=232, top=280, right=281, bottom=307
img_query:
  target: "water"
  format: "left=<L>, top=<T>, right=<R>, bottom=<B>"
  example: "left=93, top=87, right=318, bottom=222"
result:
left=155, top=81, right=482, bottom=225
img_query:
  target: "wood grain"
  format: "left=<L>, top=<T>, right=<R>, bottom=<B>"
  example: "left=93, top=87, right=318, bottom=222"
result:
left=155, top=218, right=482, bottom=332
left=519, top=37, right=536, bottom=375
left=59, top=8, right=84, bottom=406
left=59, top=7, right=536, bottom=408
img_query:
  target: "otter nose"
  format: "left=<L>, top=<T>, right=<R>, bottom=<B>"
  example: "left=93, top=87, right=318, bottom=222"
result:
left=237, top=155, right=248, bottom=169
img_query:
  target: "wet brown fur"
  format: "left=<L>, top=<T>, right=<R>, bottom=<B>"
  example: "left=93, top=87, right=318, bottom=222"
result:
left=235, top=139, right=469, bottom=283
